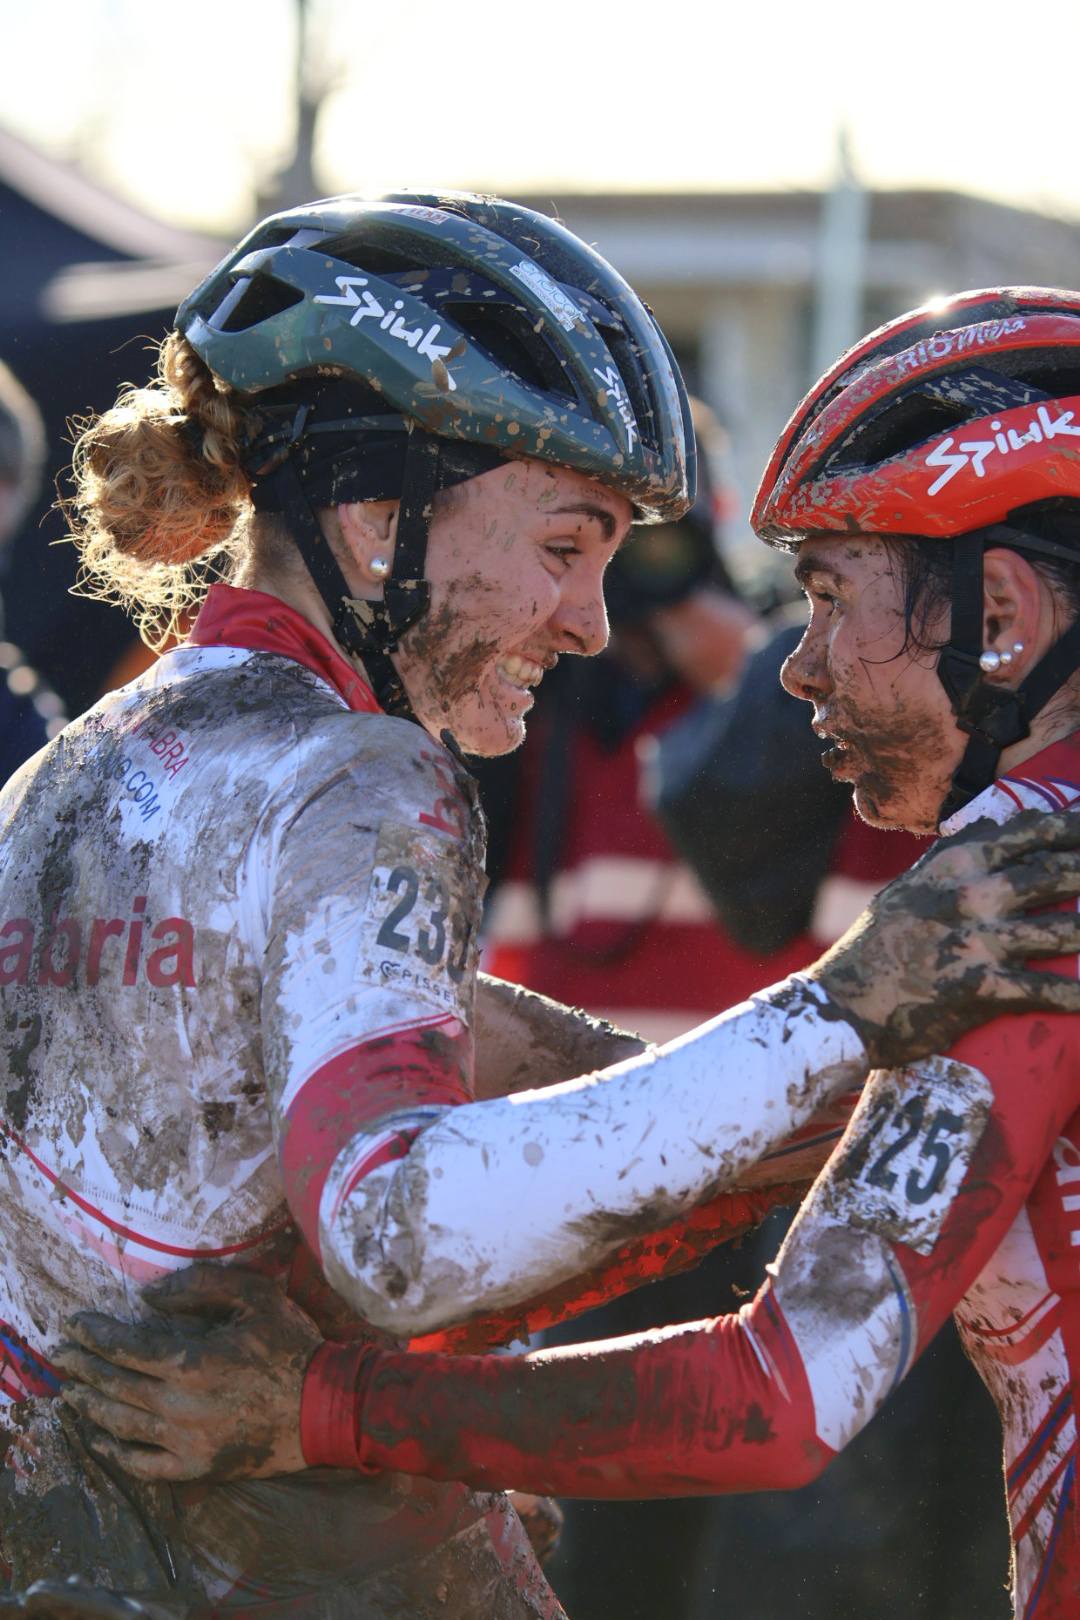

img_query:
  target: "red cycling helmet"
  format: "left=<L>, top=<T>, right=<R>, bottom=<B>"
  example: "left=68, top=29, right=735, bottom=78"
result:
left=751, top=287, right=1080, bottom=819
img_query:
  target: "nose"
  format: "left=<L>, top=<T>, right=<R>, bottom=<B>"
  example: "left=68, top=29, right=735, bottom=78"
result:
left=552, top=565, right=610, bottom=657
left=780, top=627, right=826, bottom=703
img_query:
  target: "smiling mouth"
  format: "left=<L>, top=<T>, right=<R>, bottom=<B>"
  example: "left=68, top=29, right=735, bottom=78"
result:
left=496, top=654, right=548, bottom=692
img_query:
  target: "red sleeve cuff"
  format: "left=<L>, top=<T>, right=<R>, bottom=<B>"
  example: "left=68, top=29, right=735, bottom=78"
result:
left=300, top=1340, right=380, bottom=1471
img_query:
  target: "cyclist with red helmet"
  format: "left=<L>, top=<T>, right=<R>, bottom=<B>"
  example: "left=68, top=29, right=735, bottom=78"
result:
left=4, top=222, right=1078, bottom=1620
left=57, top=287, right=1080, bottom=1618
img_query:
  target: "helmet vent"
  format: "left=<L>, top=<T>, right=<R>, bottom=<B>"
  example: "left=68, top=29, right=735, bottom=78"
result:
left=604, top=328, right=659, bottom=453
left=320, top=237, right=421, bottom=278
left=219, top=273, right=305, bottom=334
left=825, top=392, right=967, bottom=472
left=443, top=303, right=576, bottom=399
left=824, top=366, right=1052, bottom=475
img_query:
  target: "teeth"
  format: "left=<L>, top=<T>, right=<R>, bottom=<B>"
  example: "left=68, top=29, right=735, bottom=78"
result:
left=498, top=655, right=544, bottom=688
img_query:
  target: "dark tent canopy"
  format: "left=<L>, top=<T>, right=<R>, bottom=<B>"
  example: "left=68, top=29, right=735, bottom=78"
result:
left=0, top=125, right=221, bottom=712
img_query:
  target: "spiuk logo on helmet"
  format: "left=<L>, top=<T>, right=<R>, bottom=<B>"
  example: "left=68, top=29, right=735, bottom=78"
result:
left=313, top=276, right=459, bottom=389
left=593, top=365, right=638, bottom=453
left=926, top=402, right=1080, bottom=497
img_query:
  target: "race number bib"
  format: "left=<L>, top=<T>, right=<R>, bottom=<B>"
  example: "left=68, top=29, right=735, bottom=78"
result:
left=821, top=1057, right=994, bottom=1255
left=357, top=822, right=483, bottom=1020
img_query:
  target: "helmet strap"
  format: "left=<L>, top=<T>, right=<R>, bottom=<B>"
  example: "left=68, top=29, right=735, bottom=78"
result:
left=937, top=530, right=1080, bottom=821
left=265, top=429, right=444, bottom=721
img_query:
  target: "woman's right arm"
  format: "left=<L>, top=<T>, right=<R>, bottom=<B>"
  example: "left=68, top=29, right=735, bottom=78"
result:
left=305, top=1002, right=1080, bottom=1496
left=262, top=725, right=1080, bottom=1341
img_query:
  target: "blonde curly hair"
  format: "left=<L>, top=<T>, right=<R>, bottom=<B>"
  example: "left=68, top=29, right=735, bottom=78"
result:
left=66, top=332, right=258, bottom=648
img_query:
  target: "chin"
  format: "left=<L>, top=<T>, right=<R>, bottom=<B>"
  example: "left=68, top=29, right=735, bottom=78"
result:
left=852, top=782, right=937, bottom=836
left=454, top=714, right=528, bottom=758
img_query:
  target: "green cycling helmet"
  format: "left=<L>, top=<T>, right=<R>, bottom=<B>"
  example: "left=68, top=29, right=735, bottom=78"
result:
left=177, top=191, right=694, bottom=718
left=179, top=190, right=693, bottom=521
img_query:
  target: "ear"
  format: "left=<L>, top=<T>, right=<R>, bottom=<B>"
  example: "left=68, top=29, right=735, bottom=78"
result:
left=982, top=547, right=1045, bottom=682
left=336, top=500, right=399, bottom=592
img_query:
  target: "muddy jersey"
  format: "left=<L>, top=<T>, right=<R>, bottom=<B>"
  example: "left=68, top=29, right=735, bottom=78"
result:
left=0, top=586, right=556, bottom=1617
left=0, top=584, right=868, bottom=1613
left=308, top=734, right=1080, bottom=1620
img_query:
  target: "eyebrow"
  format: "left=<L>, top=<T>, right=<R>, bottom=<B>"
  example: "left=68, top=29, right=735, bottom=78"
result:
left=547, top=501, right=620, bottom=542
left=794, top=552, right=848, bottom=586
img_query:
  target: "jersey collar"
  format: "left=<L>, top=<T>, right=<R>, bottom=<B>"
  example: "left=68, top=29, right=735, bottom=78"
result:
left=940, top=730, right=1080, bottom=834
left=188, top=585, right=382, bottom=715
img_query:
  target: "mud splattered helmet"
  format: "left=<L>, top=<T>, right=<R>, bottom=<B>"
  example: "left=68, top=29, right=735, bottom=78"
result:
left=751, top=287, right=1080, bottom=818
left=178, top=191, right=694, bottom=717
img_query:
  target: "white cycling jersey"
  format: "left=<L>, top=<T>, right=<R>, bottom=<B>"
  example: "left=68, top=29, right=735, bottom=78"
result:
left=0, top=585, right=866, bottom=1613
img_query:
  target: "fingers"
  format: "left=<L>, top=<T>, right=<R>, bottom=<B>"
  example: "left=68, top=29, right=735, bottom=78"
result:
left=986, top=968, right=1080, bottom=1014
left=52, top=1344, right=165, bottom=1412
left=62, top=1313, right=197, bottom=1376
left=991, top=852, right=1080, bottom=908
left=141, top=1262, right=268, bottom=1321
left=975, top=808, right=1080, bottom=869
left=996, top=914, right=1080, bottom=958
left=61, top=1381, right=167, bottom=1450
left=81, top=1428, right=191, bottom=1486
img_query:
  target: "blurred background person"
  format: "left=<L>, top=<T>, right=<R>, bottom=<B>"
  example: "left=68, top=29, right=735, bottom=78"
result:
left=0, top=360, right=64, bottom=785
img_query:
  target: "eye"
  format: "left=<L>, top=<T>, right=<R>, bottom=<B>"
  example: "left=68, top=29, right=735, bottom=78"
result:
left=544, top=542, right=580, bottom=570
left=804, top=584, right=840, bottom=613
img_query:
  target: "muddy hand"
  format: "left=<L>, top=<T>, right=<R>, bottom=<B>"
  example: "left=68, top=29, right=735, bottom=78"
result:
left=0, top=1578, right=189, bottom=1618
left=811, top=807, right=1080, bottom=1069
left=52, top=1264, right=320, bottom=1484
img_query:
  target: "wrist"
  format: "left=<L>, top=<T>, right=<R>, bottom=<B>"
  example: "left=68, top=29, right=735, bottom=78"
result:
left=300, top=1340, right=380, bottom=1471
left=757, top=972, right=870, bottom=1081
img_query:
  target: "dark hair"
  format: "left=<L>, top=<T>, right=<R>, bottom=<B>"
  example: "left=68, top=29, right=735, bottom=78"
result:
left=885, top=499, right=1080, bottom=658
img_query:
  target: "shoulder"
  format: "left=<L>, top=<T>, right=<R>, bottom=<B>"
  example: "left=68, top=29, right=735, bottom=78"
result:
left=265, top=709, right=482, bottom=866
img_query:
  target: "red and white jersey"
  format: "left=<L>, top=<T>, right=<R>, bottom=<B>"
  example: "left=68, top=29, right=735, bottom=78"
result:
left=0, top=583, right=871, bottom=1611
left=942, top=744, right=1080, bottom=1618
left=318, top=735, right=1080, bottom=1620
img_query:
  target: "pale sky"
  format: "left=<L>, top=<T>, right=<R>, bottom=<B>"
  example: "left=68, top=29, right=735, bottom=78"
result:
left=4, top=0, right=1079, bottom=234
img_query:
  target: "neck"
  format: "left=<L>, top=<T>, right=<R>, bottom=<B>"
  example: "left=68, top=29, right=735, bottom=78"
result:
left=239, top=560, right=336, bottom=646
left=996, top=676, right=1080, bottom=780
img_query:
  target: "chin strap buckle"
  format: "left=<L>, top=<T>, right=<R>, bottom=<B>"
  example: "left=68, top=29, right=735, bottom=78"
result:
left=334, top=581, right=432, bottom=659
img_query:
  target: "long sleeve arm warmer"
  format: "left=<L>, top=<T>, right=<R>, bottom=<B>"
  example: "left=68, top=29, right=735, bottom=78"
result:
left=263, top=724, right=866, bottom=1339
left=302, top=1009, right=1080, bottom=1494
left=292, top=979, right=866, bottom=1338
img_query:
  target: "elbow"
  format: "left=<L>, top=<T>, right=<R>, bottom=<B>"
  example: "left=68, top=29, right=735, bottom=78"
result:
left=768, top=1437, right=832, bottom=1491
left=320, top=1194, right=493, bottom=1339
left=705, top=1417, right=833, bottom=1494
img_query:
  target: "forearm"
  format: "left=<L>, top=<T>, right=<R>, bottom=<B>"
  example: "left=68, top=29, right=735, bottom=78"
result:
left=318, top=977, right=866, bottom=1336
left=307, top=1021, right=1079, bottom=1496
left=409, top=1179, right=802, bottom=1353
left=304, top=1287, right=831, bottom=1497
left=472, top=973, right=645, bottom=1098
left=729, top=1090, right=859, bottom=1191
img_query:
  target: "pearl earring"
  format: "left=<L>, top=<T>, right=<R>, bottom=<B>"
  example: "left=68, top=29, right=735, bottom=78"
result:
left=368, top=556, right=390, bottom=581
left=979, top=649, right=1001, bottom=673
left=1012, top=641, right=1025, bottom=656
